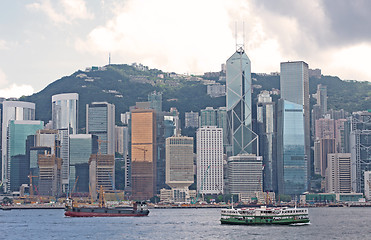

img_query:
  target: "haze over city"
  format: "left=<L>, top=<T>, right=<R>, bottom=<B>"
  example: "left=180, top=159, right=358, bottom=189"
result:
left=1, top=0, right=371, bottom=98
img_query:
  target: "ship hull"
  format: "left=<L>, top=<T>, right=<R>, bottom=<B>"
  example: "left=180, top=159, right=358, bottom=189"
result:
left=65, top=207, right=149, bottom=217
left=220, top=216, right=309, bottom=225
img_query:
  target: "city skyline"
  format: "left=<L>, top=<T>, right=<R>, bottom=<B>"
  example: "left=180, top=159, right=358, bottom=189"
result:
left=1, top=0, right=371, bottom=98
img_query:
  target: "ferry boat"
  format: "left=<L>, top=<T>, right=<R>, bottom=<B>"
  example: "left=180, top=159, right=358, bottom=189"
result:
left=220, top=205, right=309, bottom=225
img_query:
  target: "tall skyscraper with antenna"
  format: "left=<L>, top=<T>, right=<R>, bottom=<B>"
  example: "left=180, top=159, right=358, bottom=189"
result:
left=226, top=37, right=257, bottom=156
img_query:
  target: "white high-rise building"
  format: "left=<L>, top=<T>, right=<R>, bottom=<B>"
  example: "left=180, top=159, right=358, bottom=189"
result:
left=1, top=101, right=35, bottom=192
left=364, top=171, right=371, bottom=201
left=325, top=153, right=351, bottom=193
left=52, top=93, right=78, bottom=192
left=196, top=126, right=223, bottom=195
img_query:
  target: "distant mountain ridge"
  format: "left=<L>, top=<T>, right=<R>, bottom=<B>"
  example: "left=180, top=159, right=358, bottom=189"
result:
left=20, top=64, right=371, bottom=130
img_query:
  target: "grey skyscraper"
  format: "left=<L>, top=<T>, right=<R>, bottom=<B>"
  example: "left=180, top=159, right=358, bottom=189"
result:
left=257, top=91, right=276, bottom=192
left=86, top=102, right=115, bottom=155
left=52, top=93, right=78, bottom=192
left=278, top=61, right=309, bottom=195
left=226, top=47, right=257, bottom=156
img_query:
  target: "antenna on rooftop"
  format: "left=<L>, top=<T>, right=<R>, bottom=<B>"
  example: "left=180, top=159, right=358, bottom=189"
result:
left=109, top=53, right=111, bottom=65
left=235, top=22, right=245, bottom=53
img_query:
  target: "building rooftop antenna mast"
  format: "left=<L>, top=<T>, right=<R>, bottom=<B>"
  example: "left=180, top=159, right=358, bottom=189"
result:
left=235, top=22, right=245, bottom=53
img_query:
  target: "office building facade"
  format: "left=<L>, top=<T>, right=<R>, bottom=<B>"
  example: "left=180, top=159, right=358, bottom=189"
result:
left=280, top=61, right=310, bottom=181
left=86, top=102, right=115, bottom=155
left=131, top=109, right=156, bottom=200
left=196, top=126, right=223, bottom=194
left=52, top=93, right=78, bottom=192
left=1, top=101, right=35, bottom=192
left=226, top=47, right=257, bottom=155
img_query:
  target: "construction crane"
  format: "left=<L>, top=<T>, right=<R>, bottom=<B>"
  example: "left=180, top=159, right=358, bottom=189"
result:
left=28, top=172, right=38, bottom=197
left=133, top=145, right=148, bottom=161
left=108, top=172, right=120, bottom=202
left=70, top=176, right=79, bottom=197
left=191, top=165, right=211, bottom=204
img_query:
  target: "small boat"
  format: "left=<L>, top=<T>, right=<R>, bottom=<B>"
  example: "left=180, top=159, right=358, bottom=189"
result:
left=64, top=187, right=149, bottom=217
left=220, top=205, right=309, bottom=225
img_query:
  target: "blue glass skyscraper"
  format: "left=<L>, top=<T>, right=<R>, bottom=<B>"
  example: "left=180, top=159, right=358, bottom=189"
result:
left=226, top=47, right=257, bottom=156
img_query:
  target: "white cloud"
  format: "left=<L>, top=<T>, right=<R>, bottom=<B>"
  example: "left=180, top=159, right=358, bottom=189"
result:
left=0, top=84, right=35, bottom=99
left=75, top=0, right=235, bottom=73
left=0, top=40, right=8, bottom=50
left=0, top=69, right=34, bottom=98
left=27, top=0, right=93, bottom=24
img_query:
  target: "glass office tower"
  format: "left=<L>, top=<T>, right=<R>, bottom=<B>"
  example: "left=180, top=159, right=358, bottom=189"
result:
left=1, top=101, right=36, bottom=192
left=86, top=102, right=115, bottom=155
left=277, top=100, right=307, bottom=195
left=7, top=120, right=44, bottom=192
left=226, top=47, right=257, bottom=155
left=69, top=134, right=98, bottom=193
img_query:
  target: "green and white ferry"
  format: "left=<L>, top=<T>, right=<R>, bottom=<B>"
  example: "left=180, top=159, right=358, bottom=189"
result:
left=220, top=205, right=310, bottom=225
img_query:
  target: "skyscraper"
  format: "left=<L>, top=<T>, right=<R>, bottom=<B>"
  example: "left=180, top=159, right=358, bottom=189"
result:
left=1, top=100, right=36, bottom=192
left=277, top=99, right=307, bottom=195
left=86, top=102, right=115, bottom=155
left=256, top=91, right=276, bottom=192
left=325, top=153, right=351, bottom=193
left=278, top=61, right=309, bottom=195
left=165, top=136, right=194, bottom=202
left=280, top=61, right=310, bottom=178
left=226, top=47, right=257, bottom=156
left=52, top=93, right=78, bottom=192
left=350, top=111, right=371, bottom=193
left=69, top=134, right=98, bottom=193
left=196, top=126, right=223, bottom=194
left=227, top=154, right=263, bottom=196
left=7, top=120, right=44, bottom=192
left=131, top=109, right=156, bottom=200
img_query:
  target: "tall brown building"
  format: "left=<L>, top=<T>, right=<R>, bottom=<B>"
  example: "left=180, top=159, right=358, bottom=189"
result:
left=131, top=109, right=156, bottom=200
left=38, top=153, right=63, bottom=196
left=89, top=154, right=115, bottom=200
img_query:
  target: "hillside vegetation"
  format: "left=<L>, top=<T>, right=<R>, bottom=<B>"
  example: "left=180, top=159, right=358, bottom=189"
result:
left=20, top=64, right=371, bottom=130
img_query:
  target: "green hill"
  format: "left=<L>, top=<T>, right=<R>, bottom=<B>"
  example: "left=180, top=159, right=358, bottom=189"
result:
left=20, top=64, right=371, bottom=131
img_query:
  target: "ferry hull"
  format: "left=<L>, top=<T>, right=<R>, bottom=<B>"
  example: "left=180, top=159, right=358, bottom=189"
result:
left=65, top=210, right=149, bottom=217
left=220, top=217, right=309, bottom=225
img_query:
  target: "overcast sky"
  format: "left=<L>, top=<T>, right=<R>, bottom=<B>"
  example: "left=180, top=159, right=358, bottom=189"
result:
left=1, top=0, right=370, bottom=98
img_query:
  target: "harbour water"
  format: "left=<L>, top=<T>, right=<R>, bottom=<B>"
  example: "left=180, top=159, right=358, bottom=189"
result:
left=1, top=207, right=370, bottom=239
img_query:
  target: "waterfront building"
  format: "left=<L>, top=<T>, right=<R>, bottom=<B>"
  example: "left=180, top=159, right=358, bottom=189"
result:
left=350, top=111, right=371, bottom=193
left=89, top=154, right=115, bottom=200
left=52, top=93, right=78, bottom=192
left=226, top=47, right=257, bottom=155
left=165, top=136, right=194, bottom=202
left=86, top=102, right=115, bottom=155
left=131, top=109, right=156, bottom=200
left=364, top=171, right=371, bottom=201
left=185, top=111, right=199, bottom=128
left=280, top=61, right=310, bottom=181
left=69, top=134, right=98, bottom=193
left=256, top=91, right=276, bottom=192
left=325, top=153, right=351, bottom=193
left=227, top=154, right=262, bottom=196
left=196, top=126, right=223, bottom=195
left=1, top=100, right=35, bottom=192
left=277, top=99, right=307, bottom=195
left=38, top=153, right=63, bottom=196
left=7, top=120, right=43, bottom=192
